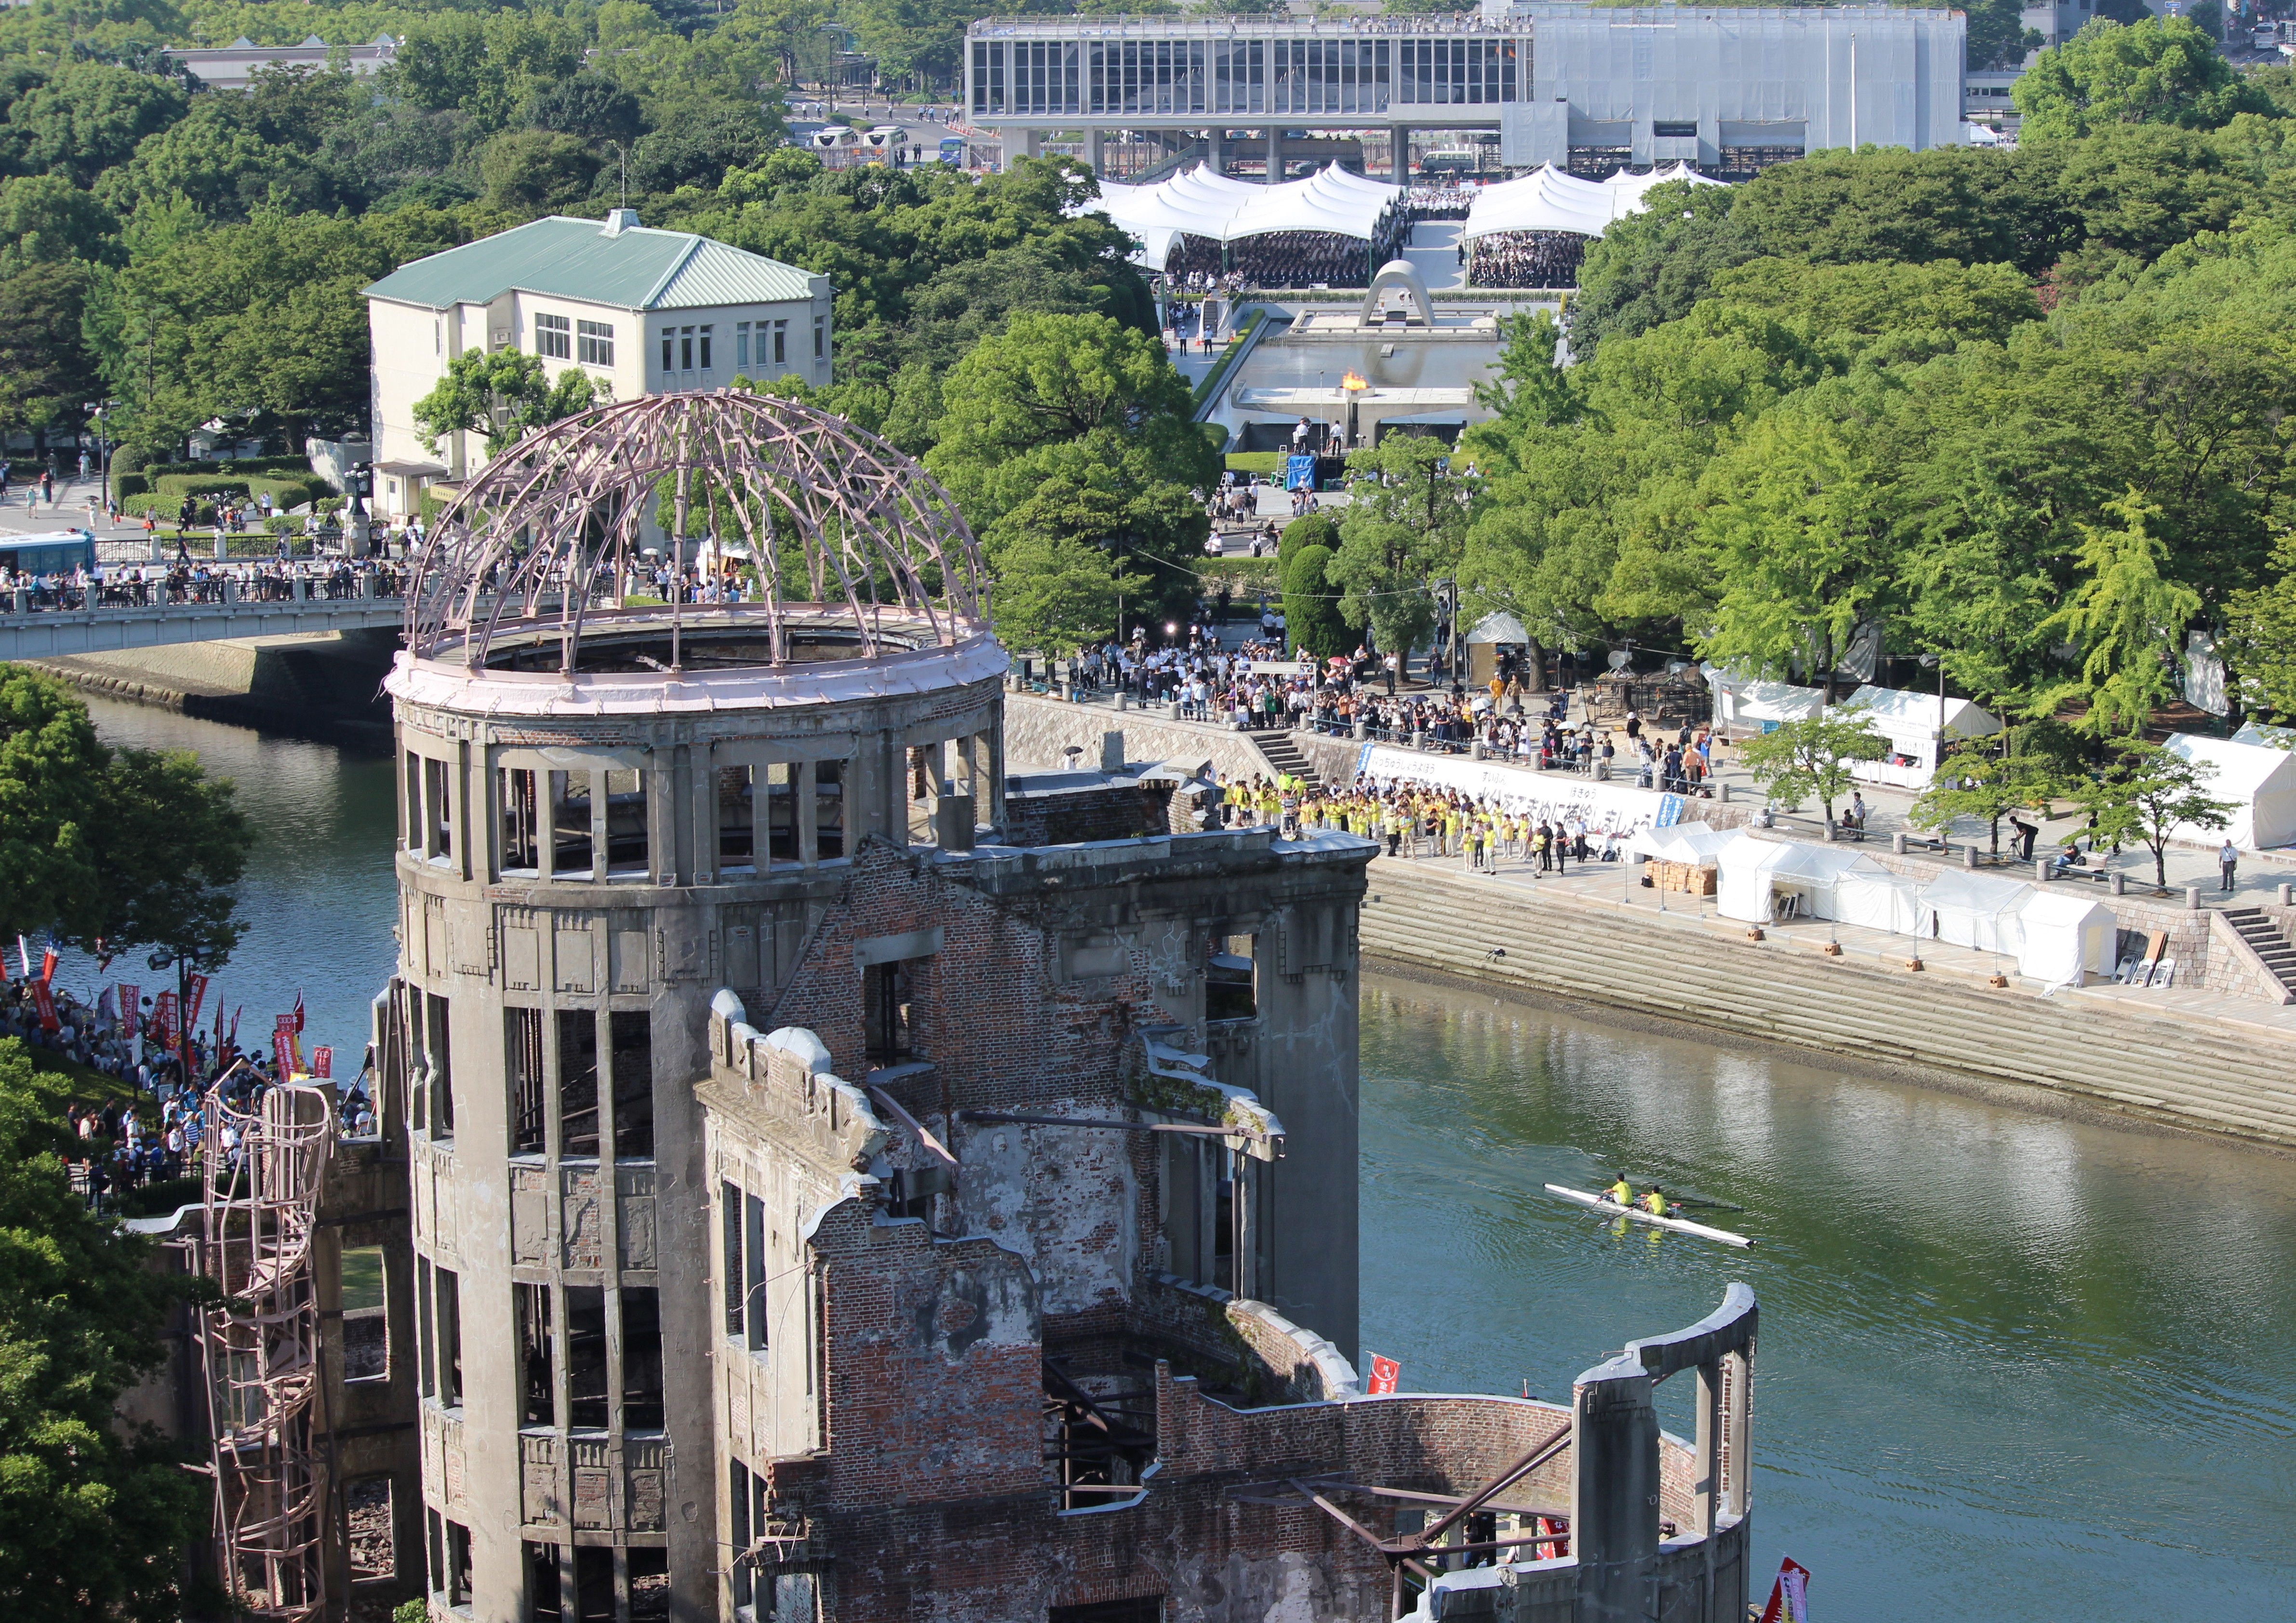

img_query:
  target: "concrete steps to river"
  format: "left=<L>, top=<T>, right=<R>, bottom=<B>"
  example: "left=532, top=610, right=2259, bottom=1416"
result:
left=2223, top=908, right=2296, bottom=999
left=1248, top=728, right=1322, bottom=791
left=1357, top=862, right=2296, bottom=1148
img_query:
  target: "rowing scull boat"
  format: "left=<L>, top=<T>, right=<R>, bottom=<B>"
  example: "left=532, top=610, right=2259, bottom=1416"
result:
left=1542, top=1184, right=1755, bottom=1248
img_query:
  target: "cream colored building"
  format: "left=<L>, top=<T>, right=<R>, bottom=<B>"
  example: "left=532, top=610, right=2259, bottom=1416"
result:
left=361, top=209, right=831, bottom=516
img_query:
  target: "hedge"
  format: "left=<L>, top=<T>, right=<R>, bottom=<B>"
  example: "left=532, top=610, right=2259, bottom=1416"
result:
left=153, top=472, right=330, bottom=509
left=1226, top=452, right=1284, bottom=476
left=114, top=472, right=152, bottom=502
left=149, top=455, right=310, bottom=477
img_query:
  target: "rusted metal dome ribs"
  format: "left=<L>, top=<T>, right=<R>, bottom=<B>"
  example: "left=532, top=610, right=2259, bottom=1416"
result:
left=402, top=391, right=986, bottom=672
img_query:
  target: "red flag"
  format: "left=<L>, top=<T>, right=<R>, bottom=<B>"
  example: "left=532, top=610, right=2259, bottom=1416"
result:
left=293, top=990, right=305, bottom=1033
left=118, top=983, right=139, bottom=1040
left=38, top=946, right=55, bottom=985
left=274, top=1015, right=302, bottom=1075
left=1366, top=1353, right=1400, bottom=1396
left=27, top=978, right=57, bottom=1033
left=184, top=973, right=210, bottom=1033
left=153, top=991, right=179, bottom=1046
left=1759, top=1557, right=1812, bottom=1623
left=310, top=1046, right=333, bottom=1079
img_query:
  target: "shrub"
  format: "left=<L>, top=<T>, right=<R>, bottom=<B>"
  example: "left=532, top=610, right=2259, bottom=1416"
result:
left=113, top=472, right=150, bottom=502
left=1226, top=452, right=1284, bottom=476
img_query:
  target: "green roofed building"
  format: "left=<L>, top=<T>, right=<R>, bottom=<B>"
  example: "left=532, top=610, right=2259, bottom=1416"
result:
left=362, top=210, right=831, bottom=516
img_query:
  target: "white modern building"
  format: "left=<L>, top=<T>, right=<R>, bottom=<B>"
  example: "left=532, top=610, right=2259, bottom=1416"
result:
left=165, top=33, right=399, bottom=92
left=966, top=1, right=1966, bottom=179
left=361, top=210, right=831, bottom=515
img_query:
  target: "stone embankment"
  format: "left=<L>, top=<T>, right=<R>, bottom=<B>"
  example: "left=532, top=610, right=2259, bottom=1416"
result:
left=1357, top=860, right=2296, bottom=1150
left=17, top=628, right=396, bottom=745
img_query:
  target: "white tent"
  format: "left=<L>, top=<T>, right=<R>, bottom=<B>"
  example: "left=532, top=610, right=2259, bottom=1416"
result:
left=2015, top=891, right=2118, bottom=984
left=1081, top=163, right=1403, bottom=266
left=1715, top=839, right=1886, bottom=923
left=2163, top=733, right=2296, bottom=850
left=1700, top=665, right=1824, bottom=733
left=1916, top=870, right=2029, bottom=955
left=1840, top=684, right=2002, bottom=788
left=1834, top=868, right=1923, bottom=935
left=2232, top=720, right=2296, bottom=751
left=1463, top=162, right=1729, bottom=243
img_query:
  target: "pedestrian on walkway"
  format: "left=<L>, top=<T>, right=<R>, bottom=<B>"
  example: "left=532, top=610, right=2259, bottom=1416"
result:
left=2220, top=838, right=2239, bottom=893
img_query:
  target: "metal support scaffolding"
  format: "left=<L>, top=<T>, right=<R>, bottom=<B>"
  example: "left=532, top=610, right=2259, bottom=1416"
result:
left=195, top=1084, right=336, bottom=1623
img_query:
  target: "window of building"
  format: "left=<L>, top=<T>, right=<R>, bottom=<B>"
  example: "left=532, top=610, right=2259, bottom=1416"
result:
left=814, top=315, right=825, bottom=359
left=745, top=1193, right=766, bottom=1351
left=1652, top=120, right=1698, bottom=138
left=559, top=1010, right=600, bottom=1157
left=1206, top=933, right=1256, bottom=1022
left=1049, top=1601, right=1165, bottom=1623
left=735, top=320, right=751, bottom=370
left=502, top=768, right=540, bottom=873
left=622, top=1285, right=664, bottom=1431
left=729, top=1461, right=755, bottom=1609
left=509, top=1008, right=546, bottom=1154
left=435, top=1264, right=462, bottom=1408
left=772, top=319, right=787, bottom=365
left=525, top=1542, right=562, bottom=1623
left=660, top=330, right=673, bottom=373
left=698, top=324, right=713, bottom=371
left=551, top=771, right=595, bottom=878
left=446, top=1519, right=473, bottom=1611
left=348, top=1475, right=396, bottom=1580
left=680, top=327, right=694, bottom=371
left=628, top=1550, right=669, bottom=1622
left=425, top=756, right=452, bottom=860
left=816, top=760, right=845, bottom=858
left=601, top=769, right=649, bottom=874
left=577, top=319, right=614, bottom=367
left=535, top=313, right=572, bottom=359
left=611, top=1010, right=653, bottom=1158
left=574, top=1547, right=614, bottom=1623
left=416, top=1256, right=435, bottom=1398
left=516, top=1281, right=553, bottom=1426
left=565, top=1286, right=609, bottom=1430
left=427, top=995, right=454, bottom=1137
left=343, top=1245, right=388, bottom=1382
left=403, top=750, right=423, bottom=851
left=864, top=959, right=918, bottom=1066
left=721, top=1181, right=745, bottom=1337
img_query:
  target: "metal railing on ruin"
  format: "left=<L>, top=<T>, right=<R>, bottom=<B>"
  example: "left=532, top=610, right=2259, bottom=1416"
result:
left=195, top=1084, right=336, bottom=1623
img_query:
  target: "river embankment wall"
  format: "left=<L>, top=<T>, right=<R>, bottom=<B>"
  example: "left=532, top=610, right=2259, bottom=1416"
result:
left=17, top=629, right=396, bottom=746
left=1356, top=860, right=2296, bottom=1149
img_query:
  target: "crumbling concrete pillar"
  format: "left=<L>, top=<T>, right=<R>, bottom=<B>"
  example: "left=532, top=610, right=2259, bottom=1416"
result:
left=1573, top=1353, right=1660, bottom=1623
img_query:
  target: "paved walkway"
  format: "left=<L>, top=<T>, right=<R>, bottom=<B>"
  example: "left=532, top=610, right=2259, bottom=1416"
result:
left=1403, top=220, right=1467, bottom=291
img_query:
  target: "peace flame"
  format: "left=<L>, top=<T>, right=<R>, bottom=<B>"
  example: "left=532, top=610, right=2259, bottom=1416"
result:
left=1341, top=371, right=1370, bottom=392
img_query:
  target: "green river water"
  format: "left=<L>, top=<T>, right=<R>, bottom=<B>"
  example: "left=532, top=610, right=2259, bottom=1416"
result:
left=70, top=698, right=2296, bottom=1619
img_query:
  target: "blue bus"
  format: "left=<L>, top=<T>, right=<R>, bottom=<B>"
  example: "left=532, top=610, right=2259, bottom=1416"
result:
left=938, top=134, right=967, bottom=166
left=0, top=531, right=96, bottom=577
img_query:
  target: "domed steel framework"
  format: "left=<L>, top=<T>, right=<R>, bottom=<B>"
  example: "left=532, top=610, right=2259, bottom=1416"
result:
left=403, top=391, right=986, bottom=671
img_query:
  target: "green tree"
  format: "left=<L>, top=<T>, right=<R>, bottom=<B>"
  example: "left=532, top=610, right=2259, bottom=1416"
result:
left=479, top=128, right=601, bottom=212
left=1280, top=540, right=1349, bottom=658
left=1569, top=178, right=1751, bottom=357
left=2032, top=489, right=2201, bottom=737
left=1329, top=435, right=1467, bottom=671
left=1471, top=307, right=1579, bottom=430
left=90, top=742, right=254, bottom=971
left=0, top=261, right=95, bottom=452
left=95, top=98, right=338, bottom=224
left=1704, top=256, right=2042, bottom=347
left=0, top=1039, right=204, bottom=1623
left=0, top=62, right=186, bottom=187
left=524, top=74, right=645, bottom=145
left=2012, top=16, right=2274, bottom=137
left=0, top=174, right=120, bottom=274
left=1695, top=411, right=1896, bottom=702
left=986, top=528, right=1145, bottom=656
left=2225, top=529, right=2296, bottom=719
left=1968, top=0, right=2044, bottom=69
left=413, top=349, right=601, bottom=456
left=1909, top=742, right=2063, bottom=858
left=1737, top=707, right=1891, bottom=828
left=0, top=668, right=106, bottom=942
left=2073, top=740, right=2234, bottom=890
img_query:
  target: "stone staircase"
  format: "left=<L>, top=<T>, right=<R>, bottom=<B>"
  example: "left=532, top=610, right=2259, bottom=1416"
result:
left=1356, top=861, right=2296, bottom=1148
left=1248, top=728, right=1322, bottom=791
left=2224, top=908, right=2296, bottom=998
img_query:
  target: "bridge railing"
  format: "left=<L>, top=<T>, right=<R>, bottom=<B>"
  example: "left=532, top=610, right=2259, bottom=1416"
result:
left=0, top=567, right=410, bottom=616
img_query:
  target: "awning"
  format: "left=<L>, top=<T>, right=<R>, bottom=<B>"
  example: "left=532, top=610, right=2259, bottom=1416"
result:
left=1081, top=163, right=1404, bottom=266
left=1462, top=161, right=1729, bottom=243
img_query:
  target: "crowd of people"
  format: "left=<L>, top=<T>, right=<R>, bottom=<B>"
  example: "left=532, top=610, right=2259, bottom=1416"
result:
left=1465, top=229, right=1589, bottom=289
left=0, top=973, right=374, bottom=1214
left=0, top=554, right=412, bottom=611
left=1168, top=229, right=1386, bottom=289
left=1219, top=769, right=1640, bottom=872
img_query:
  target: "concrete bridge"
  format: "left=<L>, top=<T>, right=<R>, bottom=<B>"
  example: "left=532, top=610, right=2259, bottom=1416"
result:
left=0, top=595, right=406, bottom=661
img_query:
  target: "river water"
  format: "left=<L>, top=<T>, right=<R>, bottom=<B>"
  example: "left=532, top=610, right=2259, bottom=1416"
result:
left=72, top=702, right=2296, bottom=1616
left=1359, top=974, right=2296, bottom=1620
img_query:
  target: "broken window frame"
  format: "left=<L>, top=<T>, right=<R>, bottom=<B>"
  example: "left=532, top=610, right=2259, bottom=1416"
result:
left=492, top=746, right=654, bottom=885
left=508, top=1008, right=547, bottom=1155
left=610, top=1010, right=654, bottom=1159
left=564, top=1285, right=609, bottom=1432
left=516, top=1281, right=554, bottom=1428
left=621, top=1285, right=665, bottom=1433
left=558, top=1010, right=601, bottom=1159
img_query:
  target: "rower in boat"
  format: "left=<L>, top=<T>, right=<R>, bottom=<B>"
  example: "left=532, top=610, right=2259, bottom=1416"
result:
left=1604, top=1175, right=1634, bottom=1206
left=1641, top=1186, right=1670, bottom=1217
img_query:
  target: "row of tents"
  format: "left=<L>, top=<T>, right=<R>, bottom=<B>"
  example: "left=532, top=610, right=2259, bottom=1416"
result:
left=1630, top=825, right=2118, bottom=986
left=1087, top=162, right=1405, bottom=269
left=1459, top=161, right=1727, bottom=241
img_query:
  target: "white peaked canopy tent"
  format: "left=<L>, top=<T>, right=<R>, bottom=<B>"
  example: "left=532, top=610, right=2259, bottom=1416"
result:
left=2163, top=733, right=2296, bottom=850
left=1834, top=867, right=1923, bottom=935
left=1916, top=870, right=2029, bottom=955
left=2015, top=891, right=2118, bottom=984
left=1700, top=665, right=1825, bottom=732
left=1462, top=162, right=1726, bottom=242
left=1716, top=839, right=1887, bottom=923
left=1081, top=163, right=1403, bottom=267
left=1841, top=684, right=2002, bottom=783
